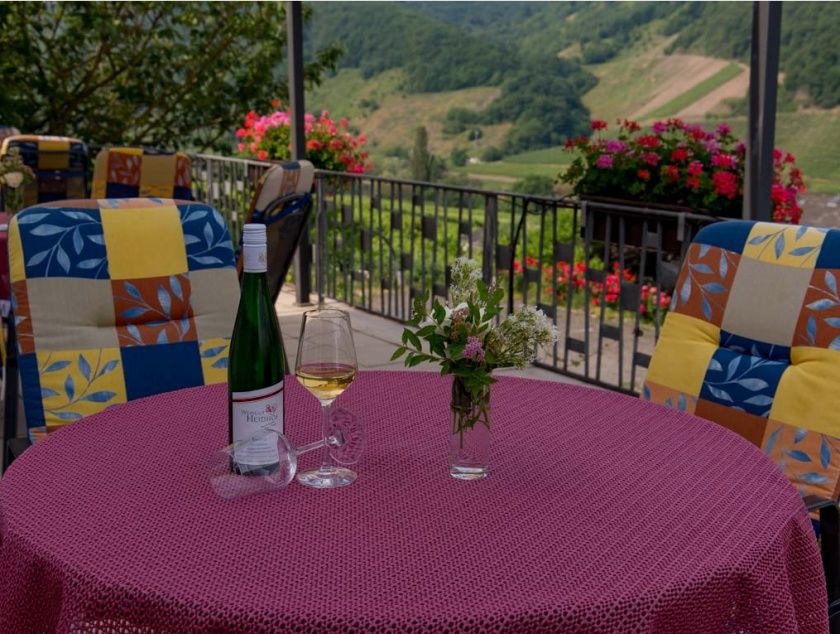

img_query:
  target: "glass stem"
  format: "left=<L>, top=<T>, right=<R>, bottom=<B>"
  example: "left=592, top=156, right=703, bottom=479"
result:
left=296, top=438, right=327, bottom=456
left=319, top=402, right=332, bottom=473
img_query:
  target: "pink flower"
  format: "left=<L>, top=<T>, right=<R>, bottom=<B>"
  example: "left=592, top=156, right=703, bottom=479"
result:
left=463, top=336, right=485, bottom=363
left=688, top=161, right=703, bottom=176
left=237, top=143, right=245, bottom=153
left=339, top=118, right=349, bottom=127
left=652, top=121, right=667, bottom=134
left=595, top=155, right=614, bottom=169
left=235, top=128, right=247, bottom=138
left=717, top=123, right=731, bottom=137
left=257, top=150, right=268, bottom=161
left=605, top=140, right=627, bottom=153
left=642, top=152, right=660, bottom=166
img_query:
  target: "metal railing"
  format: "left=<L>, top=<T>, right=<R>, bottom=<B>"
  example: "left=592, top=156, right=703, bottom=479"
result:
left=190, top=155, right=720, bottom=394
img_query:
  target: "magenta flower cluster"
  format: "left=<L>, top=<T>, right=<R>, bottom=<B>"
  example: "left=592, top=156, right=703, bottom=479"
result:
left=463, top=336, right=485, bottom=363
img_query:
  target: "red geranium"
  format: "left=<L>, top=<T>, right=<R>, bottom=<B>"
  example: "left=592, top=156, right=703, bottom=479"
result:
left=560, top=118, right=805, bottom=224
left=235, top=103, right=371, bottom=173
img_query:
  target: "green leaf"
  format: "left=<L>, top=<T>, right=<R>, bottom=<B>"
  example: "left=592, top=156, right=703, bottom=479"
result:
left=407, top=354, right=428, bottom=368
left=390, top=347, right=407, bottom=361
left=416, top=325, right=436, bottom=338
left=432, top=299, right=445, bottom=323
left=406, top=330, right=422, bottom=351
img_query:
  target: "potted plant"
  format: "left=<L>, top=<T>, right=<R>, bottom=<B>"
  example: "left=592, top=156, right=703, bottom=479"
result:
left=234, top=101, right=373, bottom=174
left=0, top=147, right=35, bottom=213
left=559, top=118, right=806, bottom=252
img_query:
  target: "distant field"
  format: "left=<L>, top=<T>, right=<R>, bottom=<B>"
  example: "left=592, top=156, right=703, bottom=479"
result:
left=455, top=161, right=564, bottom=180
left=643, top=63, right=743, bottom=120
left=505, top=147, right=571, bottom=165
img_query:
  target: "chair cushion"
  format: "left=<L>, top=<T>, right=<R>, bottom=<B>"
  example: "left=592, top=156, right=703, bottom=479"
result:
left=91, top=147, right=193, bottom=200
left=9, top=198, right=238, bottom=440
left=644, top=220, right=840, bottom=504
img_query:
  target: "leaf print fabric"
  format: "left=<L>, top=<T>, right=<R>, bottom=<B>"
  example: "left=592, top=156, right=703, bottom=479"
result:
left=9, top=199, right=238, bottom=439
left=643, top=219, right=840, bottom=510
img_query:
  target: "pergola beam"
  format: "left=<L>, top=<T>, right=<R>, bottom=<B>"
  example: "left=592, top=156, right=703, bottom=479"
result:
left=744, top=1, right=782, bottom=221
left=287, top=0, right=312, bottom=305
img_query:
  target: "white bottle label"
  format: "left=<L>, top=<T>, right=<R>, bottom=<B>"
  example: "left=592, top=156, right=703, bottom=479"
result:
left=231, top=380, right=284, bottom=469
left=243, top=243, right=267, bottom=273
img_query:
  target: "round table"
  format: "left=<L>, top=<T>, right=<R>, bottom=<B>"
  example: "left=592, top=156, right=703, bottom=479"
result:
left=0, top=371, right=827, bottom=633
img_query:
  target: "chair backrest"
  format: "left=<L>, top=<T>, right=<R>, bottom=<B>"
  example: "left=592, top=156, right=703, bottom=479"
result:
left=1, top=135, right=88, bottom=207
left=91, top=147, right=193, bottom=200
left=238, top=161, right=314, bottom=301
left=8, top=198, right=238, bottom=441
left=644, top=220, right=840, bottom=506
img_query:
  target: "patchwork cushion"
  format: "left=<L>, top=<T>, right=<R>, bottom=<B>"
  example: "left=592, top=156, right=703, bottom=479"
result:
left=1, top=134, right=88, bottom=206
left=9, top=198, right=238, bottom=440
left=91, top=147, right=193, bottom=200
left=643, top=220, right=840, bottom=505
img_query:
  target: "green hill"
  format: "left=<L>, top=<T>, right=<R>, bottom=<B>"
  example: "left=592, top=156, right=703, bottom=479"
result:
left=305, top=1, right=840, bottom=195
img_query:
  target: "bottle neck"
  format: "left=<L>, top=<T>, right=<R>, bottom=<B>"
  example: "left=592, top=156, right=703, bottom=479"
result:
left=242, top=242, right=267, bottom=274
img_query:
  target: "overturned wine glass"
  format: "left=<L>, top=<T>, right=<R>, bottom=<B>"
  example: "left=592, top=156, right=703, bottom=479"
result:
left=209, top=408, right=366, bottom=499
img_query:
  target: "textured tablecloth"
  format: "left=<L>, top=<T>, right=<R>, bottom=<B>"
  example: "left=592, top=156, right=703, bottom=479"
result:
left=0, top=371, right=827, bottom=633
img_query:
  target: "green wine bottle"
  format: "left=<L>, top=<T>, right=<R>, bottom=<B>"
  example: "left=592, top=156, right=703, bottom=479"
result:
left=228, top=223, right=285, bottom=474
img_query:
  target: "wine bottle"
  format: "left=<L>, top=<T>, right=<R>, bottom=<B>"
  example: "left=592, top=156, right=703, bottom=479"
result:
left=228, top=223, right=285, bottom=474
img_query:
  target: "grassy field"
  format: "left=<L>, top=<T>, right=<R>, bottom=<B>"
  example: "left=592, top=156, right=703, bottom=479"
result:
left=644, top=63, right=743, bottom=120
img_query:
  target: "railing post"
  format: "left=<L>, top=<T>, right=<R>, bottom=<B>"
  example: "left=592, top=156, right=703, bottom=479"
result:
left=316, top=176, right=326, bottom=308
left=744, top=0, right=782, bottom=221
left=482, top=195, right=498, bottom=286
left=286, top=0, right=312, bottom=305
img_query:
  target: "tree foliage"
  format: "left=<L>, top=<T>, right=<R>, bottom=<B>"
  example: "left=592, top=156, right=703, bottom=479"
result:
left=307, top=2, right=516, bottom=92
left=0, top=2, right=342, bottom=150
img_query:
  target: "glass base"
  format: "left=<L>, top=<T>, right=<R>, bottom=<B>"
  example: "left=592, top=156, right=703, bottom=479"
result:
left=449, top=465, right=488, bottom=481
left=296, top=465, right=357, bottom=489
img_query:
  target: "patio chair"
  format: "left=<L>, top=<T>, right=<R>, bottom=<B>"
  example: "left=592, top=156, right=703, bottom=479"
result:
left=237, top=160, right=314, bottom=302
left=91, top=147, right=193, bottom=200
left=0, top=135, right=88, bottom=208
left=643, top=219, right=840, bottom=624
left=2, top=197, right=239, bottom=468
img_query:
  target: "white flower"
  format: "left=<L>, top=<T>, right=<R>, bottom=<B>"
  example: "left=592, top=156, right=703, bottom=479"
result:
left=3, top=172, right=23, bottom=188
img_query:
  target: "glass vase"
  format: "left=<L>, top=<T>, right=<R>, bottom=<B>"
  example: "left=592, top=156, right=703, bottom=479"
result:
left=448, top=376, right=490, bottom=480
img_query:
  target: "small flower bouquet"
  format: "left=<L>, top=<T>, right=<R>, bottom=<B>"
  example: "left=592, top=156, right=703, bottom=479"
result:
left=0, top=147, right=35, bottom=212
left=392, top=258, right=557, bottom=479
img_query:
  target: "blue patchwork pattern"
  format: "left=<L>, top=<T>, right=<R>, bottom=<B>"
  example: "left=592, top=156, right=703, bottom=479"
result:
left=700, top=347, right=789, bottom=418
left=17, top=208, right=109, bottom=280
left=120, top=341, right=203, bottom=400
left=179, top=204, right=236, bottom=271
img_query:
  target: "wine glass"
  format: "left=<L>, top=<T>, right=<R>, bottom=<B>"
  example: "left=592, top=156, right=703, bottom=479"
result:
left=294, top=308, right=359, bottom=488
left=210, top=408, right=366, bottom=499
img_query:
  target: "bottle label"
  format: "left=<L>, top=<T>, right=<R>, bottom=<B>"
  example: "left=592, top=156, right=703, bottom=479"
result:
left=243, top=243, right=268, bottom=273
left=231, top=380, right=284, bottom=469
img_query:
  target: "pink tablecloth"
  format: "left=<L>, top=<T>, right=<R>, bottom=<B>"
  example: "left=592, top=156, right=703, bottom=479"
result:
left=0, top=372, right=827, bottom=633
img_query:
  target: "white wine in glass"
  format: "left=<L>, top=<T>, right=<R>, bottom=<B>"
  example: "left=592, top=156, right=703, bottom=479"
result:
left=295, top=309, right=359, bottom=489
left=295, top=362, right=357, bottom=403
